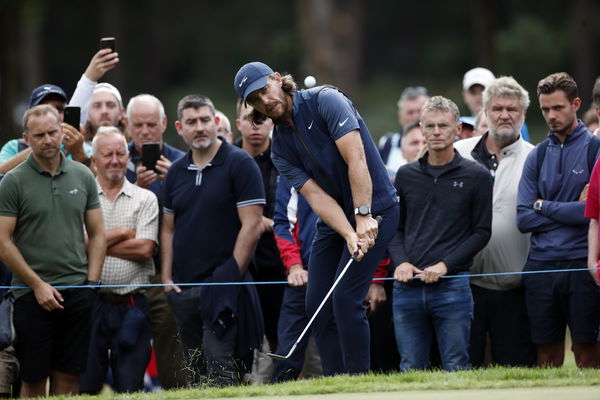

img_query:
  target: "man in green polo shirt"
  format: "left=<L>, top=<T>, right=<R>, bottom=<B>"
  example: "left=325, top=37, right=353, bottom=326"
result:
left=0, top=104, right=106, bottom=397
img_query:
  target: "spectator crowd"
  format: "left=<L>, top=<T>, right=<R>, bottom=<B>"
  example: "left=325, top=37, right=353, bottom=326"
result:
left=0, top=45, right=599, bottom=398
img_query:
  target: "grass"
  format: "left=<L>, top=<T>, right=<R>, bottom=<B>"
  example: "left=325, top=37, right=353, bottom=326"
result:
left=46, top=365, right=599, bottom=400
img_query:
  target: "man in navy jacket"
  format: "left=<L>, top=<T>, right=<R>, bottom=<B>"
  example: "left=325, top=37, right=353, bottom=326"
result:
left=234, top=62, right=399, bottom=376
left=516, top=72, right=600, bottom=368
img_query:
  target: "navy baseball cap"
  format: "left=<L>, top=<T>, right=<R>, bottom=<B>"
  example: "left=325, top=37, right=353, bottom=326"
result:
left=29, top=84, right=68, bottom=108
left=234, top=62, right=274, bottom=101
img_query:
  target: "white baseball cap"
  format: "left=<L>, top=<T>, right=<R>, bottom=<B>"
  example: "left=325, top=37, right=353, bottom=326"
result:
left=93, top=82, right=123, bottom=108
left=463, top=67, right=495, bottom=91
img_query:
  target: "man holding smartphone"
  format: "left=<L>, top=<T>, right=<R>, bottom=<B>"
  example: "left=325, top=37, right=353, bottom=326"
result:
left=125, top=94, right=184, bottom=190
left=0, top=44, right=119, bottom=175
left=124, top=94, right=188, bottom=389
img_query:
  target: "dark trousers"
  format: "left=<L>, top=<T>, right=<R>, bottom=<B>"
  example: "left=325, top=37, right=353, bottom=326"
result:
left=251, top=266, right=285, bottom=346
left=146, top=274, right=189, bottom=388
left=272, top=285, right=311, bottom=382
left=79, top=293, right=152, bottom=394
left=469, top=284, right=536, bottom=367
left=306, top=203, right=399, bottom=375
left=166, top=288, right=238, bottom=387
left=368, top=278, right=399, bottom=372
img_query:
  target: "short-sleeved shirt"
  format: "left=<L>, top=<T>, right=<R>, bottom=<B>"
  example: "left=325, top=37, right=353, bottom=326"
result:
left=163, top=140, right=265, bottom=283
left=271, top=87, right=396, bottom=219
left=97, top=179, right=158, bottom=295
left=0, top=154, right=100, bottom=298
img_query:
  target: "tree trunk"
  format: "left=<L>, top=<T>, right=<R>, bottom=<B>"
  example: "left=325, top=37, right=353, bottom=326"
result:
left=295, top=0, right=364, bottom=96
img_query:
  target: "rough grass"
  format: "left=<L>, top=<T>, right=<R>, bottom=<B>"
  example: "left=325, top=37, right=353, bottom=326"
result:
left=45, top=365, right=599, bottom=400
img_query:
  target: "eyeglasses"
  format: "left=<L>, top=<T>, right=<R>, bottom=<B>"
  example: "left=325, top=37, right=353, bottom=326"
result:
left=420, top=122, right=457, bottom=133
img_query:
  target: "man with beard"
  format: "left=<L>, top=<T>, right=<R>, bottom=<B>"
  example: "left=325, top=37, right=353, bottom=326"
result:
left=84, top=83, right=126, bottom=142
left=517, top=72, right=600, bottom=368
left=455, top=77, right=536, bottom=367
left=234, top=62, right=399, bottom=376
left=0, top=48, right=119, bottom=173
left=161, top=94, right=264, bottom=386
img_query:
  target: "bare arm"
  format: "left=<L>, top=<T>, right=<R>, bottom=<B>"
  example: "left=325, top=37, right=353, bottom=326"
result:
left=61, top=123, right=88, bottom=164
left=84, top=208, right=106, bottom=282
left=0, top=148, right=31, bottom=175
left=299, top=178, right=364, bottom=259
left=288, top=264, right=309, bottom=287
left=365, top=283, right=386, bottom=314
left=393, top=262, right=422, bottom=283
left=336, top=130, right=378, bottom=253
left=0, top=215, right=64, bottom=311
left=108, top=238, right=155, bottom=260
left=588, top=218, right=600, bottom=285
left=105, top=227, right=135, bottom=247
left=84, top=48, right=119, bottom=82
left=160, top=212, right=179, bottom=292
left=234, top=204, right=264, bottom=275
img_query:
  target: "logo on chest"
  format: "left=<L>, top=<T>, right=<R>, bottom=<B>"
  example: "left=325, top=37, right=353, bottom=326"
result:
left=453, top=181, right=464, bottom=188
left=69, top=188, right=79, bottom=195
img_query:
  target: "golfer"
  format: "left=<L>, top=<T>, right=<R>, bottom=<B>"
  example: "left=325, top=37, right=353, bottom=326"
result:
left=234, top=62, right=399, bottom=375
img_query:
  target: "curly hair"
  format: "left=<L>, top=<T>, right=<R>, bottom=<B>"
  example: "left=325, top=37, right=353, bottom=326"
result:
left=249, top=73, right=297, bottom=125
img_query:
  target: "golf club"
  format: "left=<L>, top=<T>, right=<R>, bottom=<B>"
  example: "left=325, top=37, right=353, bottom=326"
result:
left=267, top=215, right=382, bottom=360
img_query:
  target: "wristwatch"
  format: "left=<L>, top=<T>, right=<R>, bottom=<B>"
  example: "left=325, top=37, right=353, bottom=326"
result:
left=354, top=205, right=371, bottom=216
left=533, top=199, right=543, bottom=213
left=84, top=279, right=102, bottom=287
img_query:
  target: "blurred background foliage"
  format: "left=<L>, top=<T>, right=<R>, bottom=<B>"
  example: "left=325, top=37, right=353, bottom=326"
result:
left=0, top=0, right=598, bottom=147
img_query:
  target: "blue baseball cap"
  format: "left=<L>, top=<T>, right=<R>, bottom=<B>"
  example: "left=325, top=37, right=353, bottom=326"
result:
left=29, top=84, right=68, bottom=108
left=234, top=62, right=274, bottom=101
left=460, top=116, right=475, bottom=129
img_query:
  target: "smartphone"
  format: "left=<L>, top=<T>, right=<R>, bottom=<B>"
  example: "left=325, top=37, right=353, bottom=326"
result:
left=142, top=143, right=161, bottom=173
left=99, top=37, right=116, bottom=52
left=63, top=106, right=80, bottom=130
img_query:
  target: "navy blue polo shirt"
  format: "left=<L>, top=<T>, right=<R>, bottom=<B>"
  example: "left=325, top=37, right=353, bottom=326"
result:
left=126, top=141, right=185, bottom=207
left=163, top=140, right=266, bottom=283
left=271, top=87, right=396, bottom=219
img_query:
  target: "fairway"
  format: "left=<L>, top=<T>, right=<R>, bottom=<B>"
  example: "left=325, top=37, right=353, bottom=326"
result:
left=204, top=387, right=600, bottom=400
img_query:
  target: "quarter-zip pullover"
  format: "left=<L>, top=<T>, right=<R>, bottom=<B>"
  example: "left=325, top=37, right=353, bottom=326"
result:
left=389, top=151, right=493, bottom=278
left=517, top=122, right=597, bottom=260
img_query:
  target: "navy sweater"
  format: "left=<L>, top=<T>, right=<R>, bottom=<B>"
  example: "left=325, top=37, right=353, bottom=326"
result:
left=516, top=122, right=597, bottom=261
left=389, top=151, right=493, bottom=277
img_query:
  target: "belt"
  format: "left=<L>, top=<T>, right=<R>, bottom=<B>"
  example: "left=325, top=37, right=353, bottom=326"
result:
left=99, top=292, right=143, bottom=304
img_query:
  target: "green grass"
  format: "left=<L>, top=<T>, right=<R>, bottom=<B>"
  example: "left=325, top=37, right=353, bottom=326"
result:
left=47, top=366, right=599, bottom=400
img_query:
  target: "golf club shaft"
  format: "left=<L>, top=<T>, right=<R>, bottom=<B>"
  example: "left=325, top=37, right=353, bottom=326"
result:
left=270, top=215, right=383, bottom=359
left=280, top=255, right=355, bottom=359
